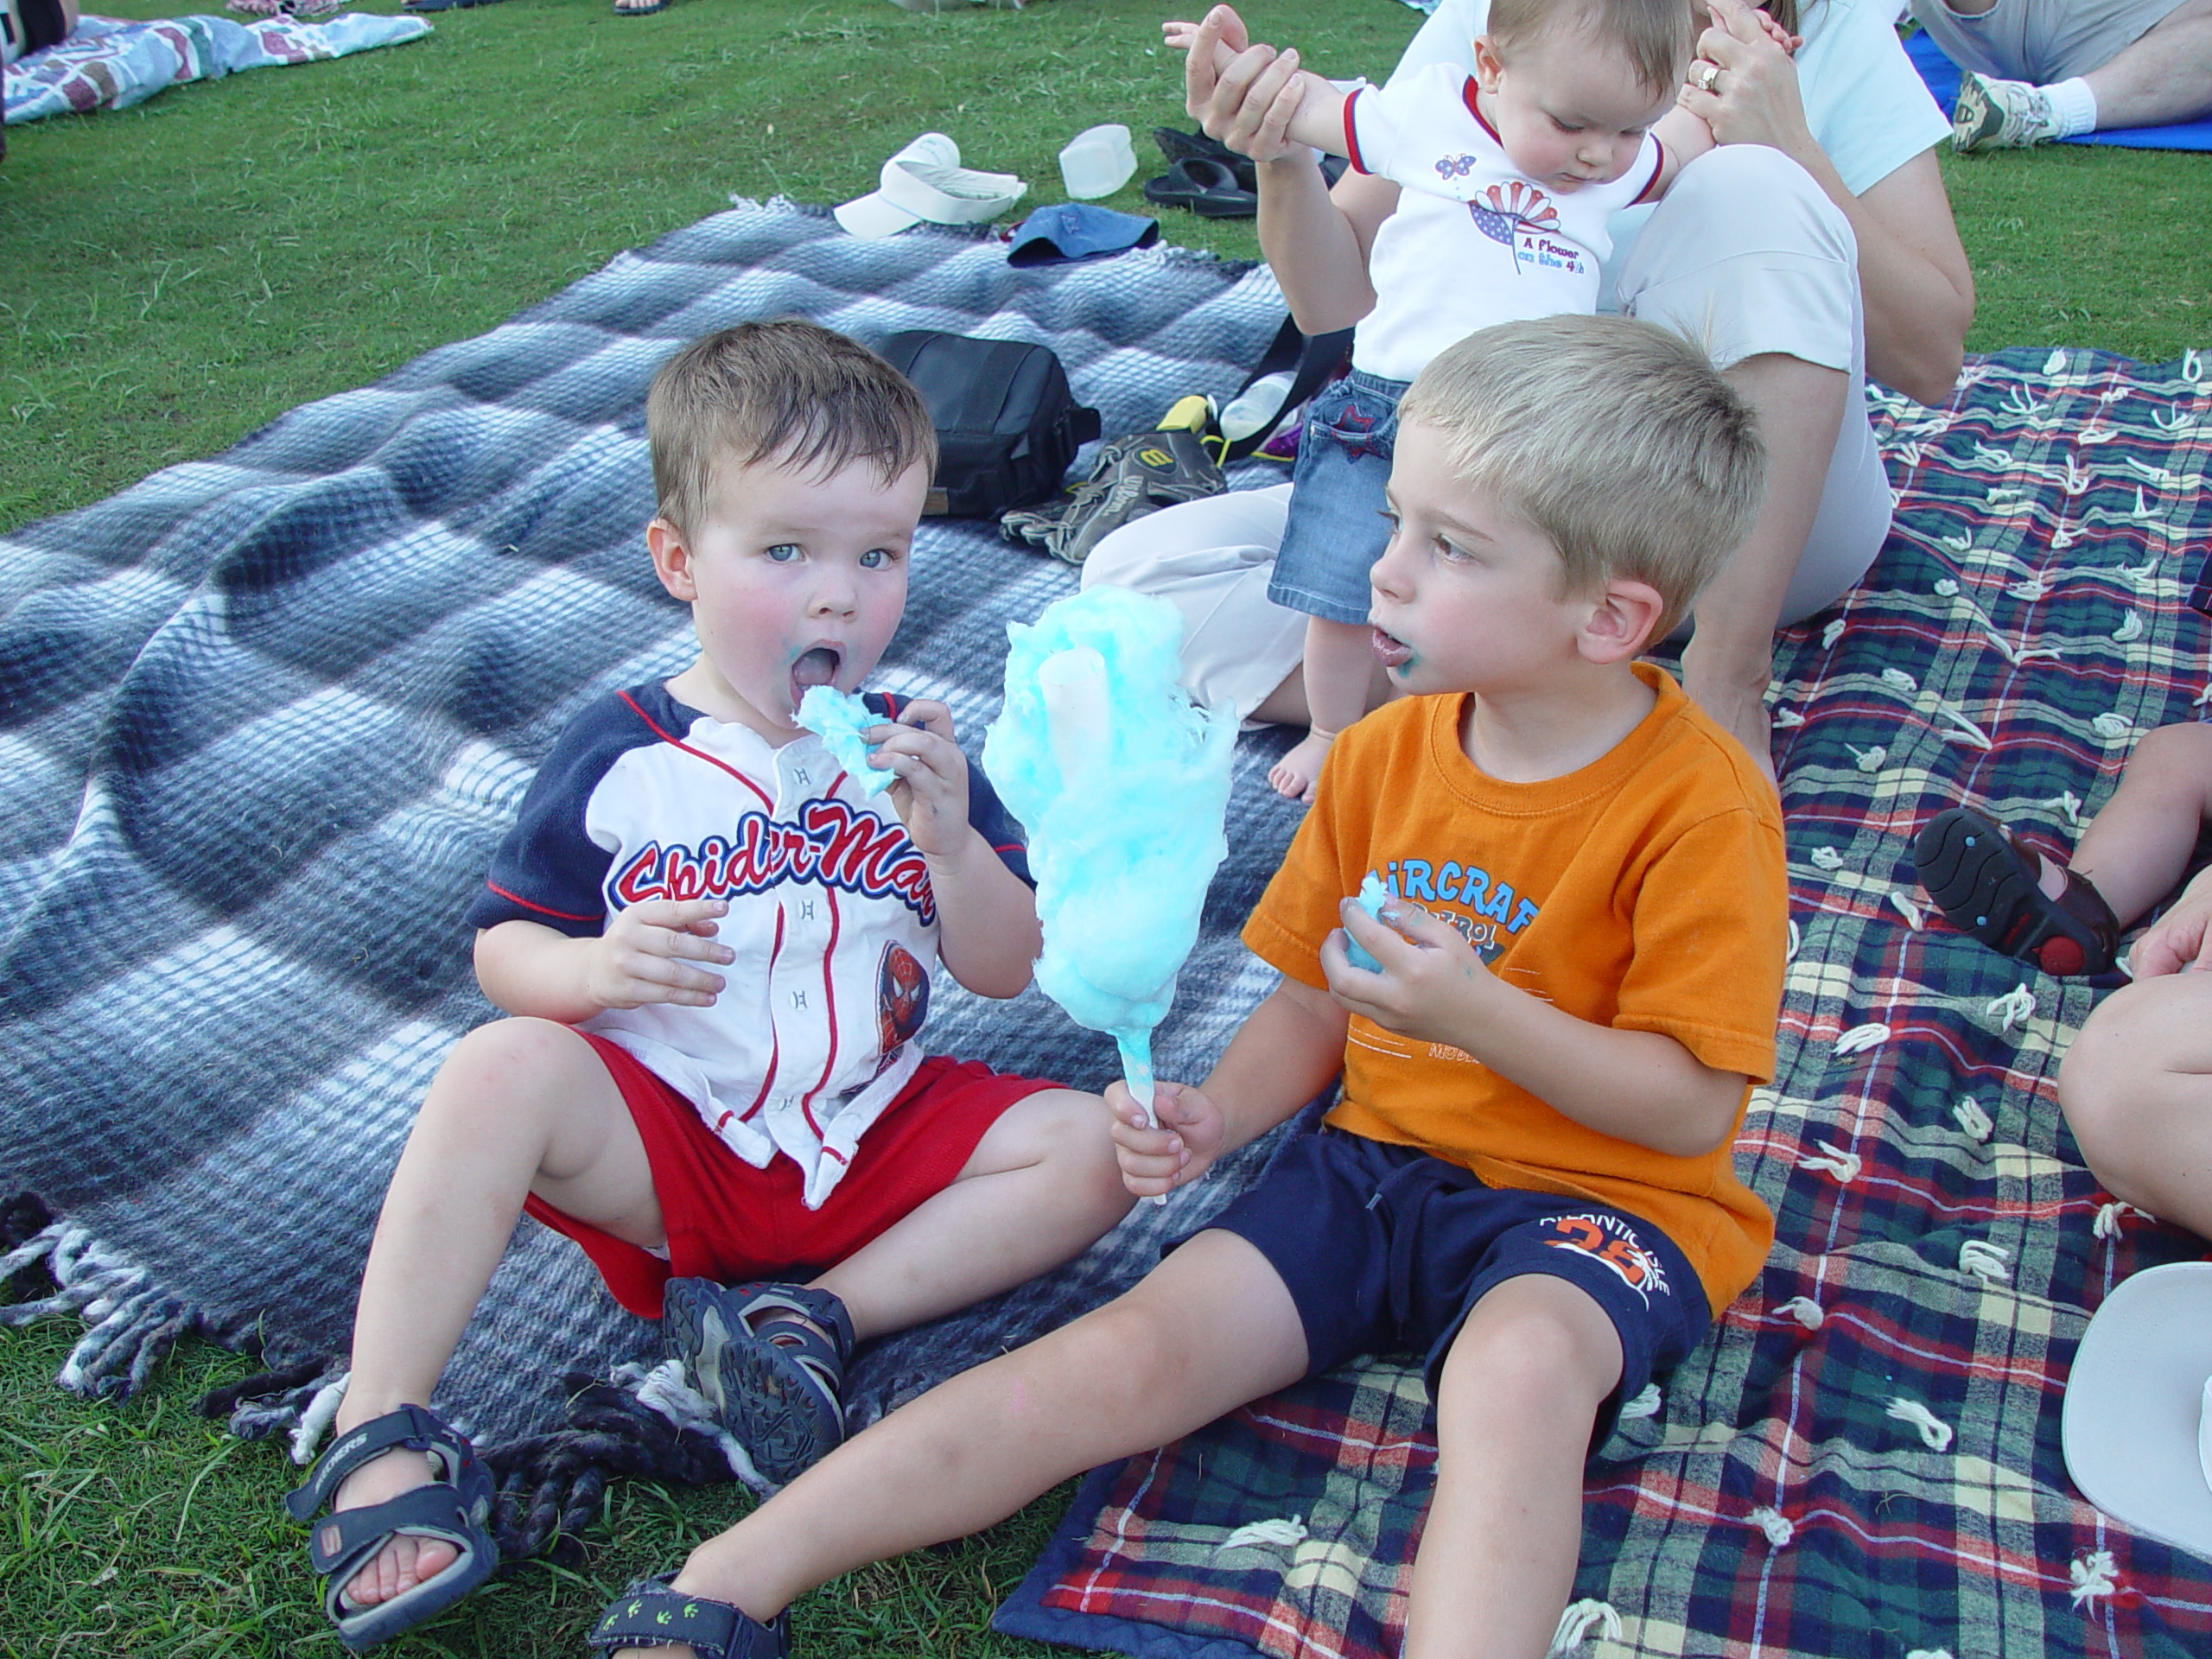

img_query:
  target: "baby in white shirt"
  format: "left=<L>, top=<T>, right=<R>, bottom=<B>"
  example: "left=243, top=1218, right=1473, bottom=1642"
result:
left=1166, top=0, right=1779, bottom=802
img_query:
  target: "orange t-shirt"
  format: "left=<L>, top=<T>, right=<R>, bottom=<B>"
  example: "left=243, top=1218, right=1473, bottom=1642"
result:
left=1242, top=664, right=1788, bottom=1310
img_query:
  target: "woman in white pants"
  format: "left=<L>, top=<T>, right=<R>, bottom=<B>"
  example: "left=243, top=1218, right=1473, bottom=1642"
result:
left=1093, top=0, right=1974, bottom=772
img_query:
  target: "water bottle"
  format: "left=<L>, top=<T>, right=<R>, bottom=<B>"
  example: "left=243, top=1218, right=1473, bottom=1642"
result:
left=1218, top=371, right=1297, bottom=443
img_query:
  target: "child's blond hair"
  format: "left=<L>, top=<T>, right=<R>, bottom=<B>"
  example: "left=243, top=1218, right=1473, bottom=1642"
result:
left=1487, top=0, right=1694, bottom=99
left=1397, top=315, right=1764, bottom=638
left=646, top=321, right=938, bottom=536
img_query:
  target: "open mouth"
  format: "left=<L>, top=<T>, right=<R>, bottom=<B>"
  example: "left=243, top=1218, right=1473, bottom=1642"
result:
left=1371, top=626, right=1413, bottom=671
left=789, top=645, right=843, bottom=712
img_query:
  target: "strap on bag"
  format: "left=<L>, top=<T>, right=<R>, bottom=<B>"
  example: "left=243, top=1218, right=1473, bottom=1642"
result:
left=1220, top=316, right=1354, bottom=462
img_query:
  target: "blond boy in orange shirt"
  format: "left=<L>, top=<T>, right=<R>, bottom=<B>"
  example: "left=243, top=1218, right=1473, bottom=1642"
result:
left=581, top=314, right=1786, bottom=1659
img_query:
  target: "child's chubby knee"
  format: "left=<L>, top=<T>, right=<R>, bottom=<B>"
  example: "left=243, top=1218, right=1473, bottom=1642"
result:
left=2128, top=719, right=2212, bottom=779
left=434, top=1016, right=603, bottom=1104
left=2063, top=974, right=2212, bottom=1105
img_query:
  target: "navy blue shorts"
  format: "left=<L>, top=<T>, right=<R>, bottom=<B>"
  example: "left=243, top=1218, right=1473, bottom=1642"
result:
left=1268, top=371, right=1408, bottom=624
left=1192, top=1130, right=1712, bottom=1446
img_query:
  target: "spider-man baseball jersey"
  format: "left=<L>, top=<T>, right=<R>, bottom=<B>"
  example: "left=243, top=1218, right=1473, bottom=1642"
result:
left=466, top=682, right=1031, bottom=1209
left=1343, top=64, right=1665, bottom=382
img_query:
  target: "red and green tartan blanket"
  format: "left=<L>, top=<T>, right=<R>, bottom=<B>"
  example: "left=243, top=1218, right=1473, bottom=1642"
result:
left=999, top=347, right=2212, bottom=1659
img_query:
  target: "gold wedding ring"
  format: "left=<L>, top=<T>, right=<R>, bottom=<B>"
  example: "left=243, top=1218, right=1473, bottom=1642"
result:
left=1694, top=60, right=1720, bottom=92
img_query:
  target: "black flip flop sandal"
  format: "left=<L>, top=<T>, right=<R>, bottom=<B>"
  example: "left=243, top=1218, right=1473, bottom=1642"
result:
left=589, top=1574, right=790, bottom=1657
left=1913, top=805, right=2120, bottom=976
left=284, top=1403, right=498, bottom=1650
left=1141, top=158, right=1258, bottom=219
left=1152, top=127, right=1256, bottom=194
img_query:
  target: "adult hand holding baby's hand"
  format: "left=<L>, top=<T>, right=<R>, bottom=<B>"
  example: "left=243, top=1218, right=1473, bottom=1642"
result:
left=1323, top=897, right=1491, bottom=1047
left=1679, top=0, right=1814, bottom=158
left=585, top=898, right=733, bottom=1011
left=1107, top=1078, right=1225, bottom=1198
left=865, top=700, right=970, bottom=858
left=1176, top=3, right=1310, bottom=165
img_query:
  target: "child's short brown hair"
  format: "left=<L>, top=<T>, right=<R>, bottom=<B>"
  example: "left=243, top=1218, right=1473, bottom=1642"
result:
left=1487, top=0, right=1694, bottom=99
left=1397, top=315, right=1764, bottom=639
left=645, top=321, right=938, bottom=535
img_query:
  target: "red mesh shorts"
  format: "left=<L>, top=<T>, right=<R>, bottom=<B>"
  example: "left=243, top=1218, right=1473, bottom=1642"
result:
left=525, top=1033, right=1060, bottom=1318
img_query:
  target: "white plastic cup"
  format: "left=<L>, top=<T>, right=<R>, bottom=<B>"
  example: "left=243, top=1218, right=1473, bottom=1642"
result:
left=1058, top=124, right=1137, bottom=200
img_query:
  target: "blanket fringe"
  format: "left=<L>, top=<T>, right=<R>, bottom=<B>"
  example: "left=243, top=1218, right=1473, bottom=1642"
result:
left=0, top=1221, right=260, bottom=1402
left=478, top=1370, right=741, bottom=1564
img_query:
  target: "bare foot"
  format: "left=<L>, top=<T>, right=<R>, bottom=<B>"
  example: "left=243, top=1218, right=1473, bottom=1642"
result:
left=1268, top=728, right=1335, bottom=804
left=329, top=1446, right=460, bottom=1609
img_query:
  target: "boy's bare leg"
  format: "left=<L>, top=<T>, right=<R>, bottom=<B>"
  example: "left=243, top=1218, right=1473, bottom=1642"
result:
left=331, top=1017, right=662, bottom=1608
left=1269, top=616, right=1384, bottom=803
left=2060, top=973, right=2212, bottom=1237
left=607, top=1230, right=1308, bottom=1658
left=810, top=1089, right=1133, bottom=1338
left=1402, top=1274, right=1623, bottom=1659
left=2059, top=724, right=2212, bottom=927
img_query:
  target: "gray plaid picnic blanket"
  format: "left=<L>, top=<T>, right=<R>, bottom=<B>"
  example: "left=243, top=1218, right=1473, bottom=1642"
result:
left=0, top=199, right=1313, bottom=1545
left=997, top=348, right=2212, bottom=1659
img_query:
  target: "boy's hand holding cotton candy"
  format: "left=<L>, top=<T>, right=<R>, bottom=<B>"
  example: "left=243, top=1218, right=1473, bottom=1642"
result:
left=798, top=684, right=893, bottom=794
left=1106, top=1077, right=1225, bottom=1198
left=799, top=687, right=974, bottom=857
left=1325, top=896, right=1493, bottom=1047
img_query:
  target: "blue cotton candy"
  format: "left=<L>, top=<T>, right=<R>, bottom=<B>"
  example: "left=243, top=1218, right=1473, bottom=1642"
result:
left=797, top=685, right=892, bottom=794
left=1343, top=871, right=1390, bottom=974
left=983, top=586, right=1237, bottom=1122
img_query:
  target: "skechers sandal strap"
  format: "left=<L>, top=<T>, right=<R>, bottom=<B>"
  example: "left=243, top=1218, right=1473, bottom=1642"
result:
left=285, top=1403, right=497, bottom=1649
left=1913, top=806, right=2120, bottom=976
left=588, top=1573, right=791, bottom=1657
left=663, top=1279, right=854, bottom=1484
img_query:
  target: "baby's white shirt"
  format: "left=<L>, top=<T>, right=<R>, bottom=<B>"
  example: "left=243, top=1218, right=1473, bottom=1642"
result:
left=1344, top=64, right=1664, bottom=383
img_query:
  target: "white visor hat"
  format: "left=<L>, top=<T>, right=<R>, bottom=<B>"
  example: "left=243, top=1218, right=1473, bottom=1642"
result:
left=2063, top=1260, right=2212, bottom=1561
left=834, top=133, right=1027, bottom=239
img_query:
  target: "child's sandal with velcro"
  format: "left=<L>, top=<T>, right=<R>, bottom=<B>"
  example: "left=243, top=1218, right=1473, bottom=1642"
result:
left=588, top=1573, right=790, bottom=1657
left=662, top=1279, right=855, bottom=1485
left=284, top=1402, right=498, bottom=1649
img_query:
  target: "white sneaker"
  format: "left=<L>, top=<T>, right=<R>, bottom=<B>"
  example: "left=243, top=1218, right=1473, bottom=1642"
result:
left=1952, top=72, right=2063, bottom=150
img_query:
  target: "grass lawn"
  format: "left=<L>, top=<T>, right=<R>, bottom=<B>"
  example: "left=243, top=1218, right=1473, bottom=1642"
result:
left=2, top=0, right=2208, bottom=1653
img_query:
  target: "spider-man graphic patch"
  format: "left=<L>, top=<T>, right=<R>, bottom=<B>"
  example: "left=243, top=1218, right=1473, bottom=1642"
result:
left=876, top=941, right=930, bottom=1052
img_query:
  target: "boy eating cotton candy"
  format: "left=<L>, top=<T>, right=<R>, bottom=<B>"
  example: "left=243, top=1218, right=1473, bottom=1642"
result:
left=572, top=314, right=1788, bottom=1659
left=282, top=321, right=1135, bottom=1651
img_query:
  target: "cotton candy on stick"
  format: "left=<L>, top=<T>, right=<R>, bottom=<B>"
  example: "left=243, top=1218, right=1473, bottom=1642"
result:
left=983, top=586, right=1237, bottom=1200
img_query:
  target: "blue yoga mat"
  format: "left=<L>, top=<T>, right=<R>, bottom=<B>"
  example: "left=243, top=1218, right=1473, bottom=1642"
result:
left=1908, top=28, right=2212, bottom=150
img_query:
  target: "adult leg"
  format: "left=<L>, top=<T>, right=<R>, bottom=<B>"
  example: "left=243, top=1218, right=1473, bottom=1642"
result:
left=610, top=1230, right=1308, bottom=1658
left=2058, top=972, right=2212, bottom=1237
left=2083, top=0, right=2212, bottom=126
left=1612, top=145, right=1889, bottom=778
left=810, top=1088, right=1134, bottom=1338
left=2057, top=723, right=2212, bottom=925
left=1081, top=484, right=1306, bottom=726
left=1402, top=1274, right=1623, bottom=1659
left=335, top=1017, right=663, bottom=1606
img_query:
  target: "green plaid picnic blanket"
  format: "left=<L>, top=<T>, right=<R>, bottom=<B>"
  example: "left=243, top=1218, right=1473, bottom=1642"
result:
left=999, top=347, right=2212, bottom=1659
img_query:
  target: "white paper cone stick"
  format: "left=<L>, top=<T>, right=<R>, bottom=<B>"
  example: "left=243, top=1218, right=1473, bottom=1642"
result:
left=1116, top=1033, right=1169, bottom=1206
left=1039, top=646, right=1110, bottom=779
